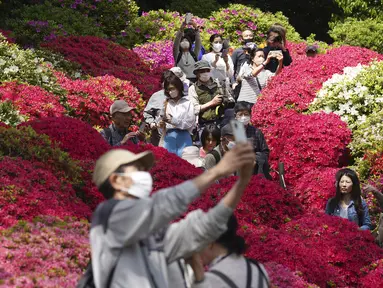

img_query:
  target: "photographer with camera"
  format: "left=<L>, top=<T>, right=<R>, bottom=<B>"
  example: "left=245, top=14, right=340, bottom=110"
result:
left=231, top=29, right=256, bottom=78
left=263, top=25, right=292, bottom=73
left=189, top=61, right=234, bottom=140
left=236, top=48, right=282, bottom=105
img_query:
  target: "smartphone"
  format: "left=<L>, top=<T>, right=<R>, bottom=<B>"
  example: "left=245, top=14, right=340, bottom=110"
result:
left=185, top=13, right=192, bottom=24
left=230, top=120, right=247, bottom=144
left=221, top=48, right=228, bottom=58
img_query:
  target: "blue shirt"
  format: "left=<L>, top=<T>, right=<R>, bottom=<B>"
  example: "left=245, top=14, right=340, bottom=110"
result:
left=325, top=198, right=372, bottom=230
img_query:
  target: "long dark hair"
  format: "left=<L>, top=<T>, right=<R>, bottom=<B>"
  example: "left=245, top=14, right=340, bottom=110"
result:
left=164, top=74, right=184, bottom=98
left=216, top=215, right=246, bottom=255
left=201, top=124, right=221, bottom=148
left=209, top=34, right=223, bottom=52
left=328, top=168, right=363, bottom=221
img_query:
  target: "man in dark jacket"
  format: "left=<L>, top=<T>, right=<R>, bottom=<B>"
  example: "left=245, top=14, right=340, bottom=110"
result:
left=204, top=102, right=271, bottom=179
left=231, top=29, right=256, bottom=78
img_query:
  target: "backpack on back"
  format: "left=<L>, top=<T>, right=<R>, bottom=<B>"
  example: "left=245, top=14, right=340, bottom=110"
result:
left=76, top=200, right=121, bottom=288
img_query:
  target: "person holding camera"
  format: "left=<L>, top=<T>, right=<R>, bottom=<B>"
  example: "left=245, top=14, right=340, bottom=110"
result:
left=201, top=34, right=234, bottom=82
left=263, top=25, right=292, bottom=73
left=231, top=29, right=256, bottom=78
left=189, top=60, right=234, bottom=139
left=236, top=48, right=282, bottom=105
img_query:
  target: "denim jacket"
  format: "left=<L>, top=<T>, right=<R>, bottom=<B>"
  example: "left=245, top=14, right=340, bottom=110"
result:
left=325, top=198, right=372, bottom=230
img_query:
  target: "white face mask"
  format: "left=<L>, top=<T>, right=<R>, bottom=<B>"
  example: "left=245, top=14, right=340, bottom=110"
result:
left=253, top=57, right=264, bottom=66
left=168, top=90, right=179, bottom=99
left=117, top=171, right=153, bottom=198
left=199, top=72, right=211, bottom=82
left=212, top=43, right=223, bottom=52
left=237, top=115, right=250, bottom=126
left=180, top=41, right=190, bottom=49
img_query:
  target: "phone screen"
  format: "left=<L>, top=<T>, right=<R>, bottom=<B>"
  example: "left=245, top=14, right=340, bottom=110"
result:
left=185, top=13, right=192, bottom=24
left=230, top=120, right=247, bottom=143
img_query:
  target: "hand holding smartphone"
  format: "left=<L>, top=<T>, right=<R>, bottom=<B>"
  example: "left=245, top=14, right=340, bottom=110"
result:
left=185, top=13, right=192, bottom=24
left=230, top=120, right=247, bottom=144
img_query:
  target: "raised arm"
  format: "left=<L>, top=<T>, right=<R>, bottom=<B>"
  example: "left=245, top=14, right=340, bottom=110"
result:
left=164, top=162, right=253, bottom=263
left=104, top=143, right=255, bottom=248
left=173, top=23, right=186, bottom=62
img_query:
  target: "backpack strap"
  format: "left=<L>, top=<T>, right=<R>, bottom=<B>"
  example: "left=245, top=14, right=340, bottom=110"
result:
left=255, top=76, right=262, bottom=92
left=245, top=258, right=252, bottom=288
left=208, top=149, right=221, bottom=165
left=209, top=270, right=238, bottom=288
left=247, top=258, right=270, bottom=288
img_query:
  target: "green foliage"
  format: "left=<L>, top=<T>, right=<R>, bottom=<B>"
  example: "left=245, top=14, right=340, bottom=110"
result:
left=0, top=101, right=24, bottom=126
left=124, top=10, right=202, bottom=48
left=0, top=126, right=83, bottom=183
left=6, top=2, right=106, bottom=46
left=329, top=18, right=383, bottom=54
left=168, top=0, right=219, bottom=18
left=51, top=0, right=139, bottom=38
left=204, top=4, right=301, bottom=48
left=0, top=34, right=61, bottom=93
left=309, top=61, right=383, bottom=158
left=333, top=0, right=383, bottom=18
left=33, top=48, right=85, bottom=79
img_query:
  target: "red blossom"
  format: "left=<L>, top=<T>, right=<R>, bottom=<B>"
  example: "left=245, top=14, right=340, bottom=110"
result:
left=41, top=36, right=164, bottom=100
left=0, top=157, right=91, bottom=229
left=0, top=82, right=66, bottom=120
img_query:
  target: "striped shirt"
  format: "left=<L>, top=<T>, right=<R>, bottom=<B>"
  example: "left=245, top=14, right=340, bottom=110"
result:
left=237, top=63, right=274, bottom=104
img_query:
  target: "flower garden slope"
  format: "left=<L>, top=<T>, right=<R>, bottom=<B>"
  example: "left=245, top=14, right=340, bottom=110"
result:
left=42, top=36, right=163, bottom=100
left=0, top=216, right=90, bottom=287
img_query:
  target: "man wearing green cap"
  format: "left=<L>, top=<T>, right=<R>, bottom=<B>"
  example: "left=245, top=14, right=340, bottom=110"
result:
left=89, top=142, right=255, bottom=288
left=188, top=60, right=225, bottom=128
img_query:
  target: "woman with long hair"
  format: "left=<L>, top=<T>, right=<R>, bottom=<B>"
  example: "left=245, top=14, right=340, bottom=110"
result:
left=158, top=74, right=195, bottom=156
left=187, top=215, right=270, bottom=287
left=325, top=168, right=372, bottom=230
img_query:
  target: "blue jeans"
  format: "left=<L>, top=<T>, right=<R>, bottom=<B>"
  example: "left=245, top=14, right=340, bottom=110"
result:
left=164, top=129, right=192, bottom=157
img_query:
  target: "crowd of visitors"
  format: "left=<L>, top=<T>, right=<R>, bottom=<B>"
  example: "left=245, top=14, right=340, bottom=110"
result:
left=90, top=14, right=383, bottom=288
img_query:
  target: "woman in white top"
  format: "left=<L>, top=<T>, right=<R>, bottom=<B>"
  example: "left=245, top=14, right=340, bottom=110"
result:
left=201, top=34, right=234, bottom=82
left=237, top=48, right=283, bottom=105
left=159, top=74, right=196, bottom=157
left=173, top=20, right=201, bottom=82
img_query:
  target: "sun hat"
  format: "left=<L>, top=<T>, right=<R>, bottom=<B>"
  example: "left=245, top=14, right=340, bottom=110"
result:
left=193, top=60, right=211, bottom=75
left=110, top=100, right=134, bottom=115
left=181, top=146, right=204, bottom=168
left=93, top=149, right=154, bottom=188
left=170, top=67, right=187, bottom=82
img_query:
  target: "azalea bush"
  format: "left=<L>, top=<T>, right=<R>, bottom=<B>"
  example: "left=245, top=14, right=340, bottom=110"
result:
left=260, top=112, right=351, bottom=185
left=0, top=157, right=91, bottom=228
left=293, top=168, right=338, bottom=211
left=242, top=213, right=383, bottom=287
left=42, top=36, right=162, bottom=99
left=0, top=100, right=24, bottom=126
left=0, top=29, right=14, bottom=43
left=204, top=4, right=301, bottom=48
left=329, top=17, right=383, bottom=54
left=33, top=48, right=84, bottom=79
left=51, top=0, right=139, bottom=39
left=5, top=3, right=106, bottom=46
left=0, top=216, right=90, bottom=286
left=252, top=46, right=382, bottom=130
left=0, top=81, right=66, bottom=123
left=125, top=9, right=206, bottom=48
left=360, top=258, right=383, bottom=288
left=0, top=126, right=82, bottom=183
left=24, top=116, right=109, bottom=161
left=55, top=72, right=145, bottom=128
left=0, top=33, right=61, bottom=93
left=133, top=40, right=174, bottom=70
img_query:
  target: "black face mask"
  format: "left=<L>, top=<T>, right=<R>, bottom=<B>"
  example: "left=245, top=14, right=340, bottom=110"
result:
left=243, top=38, right=254, bottom=45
